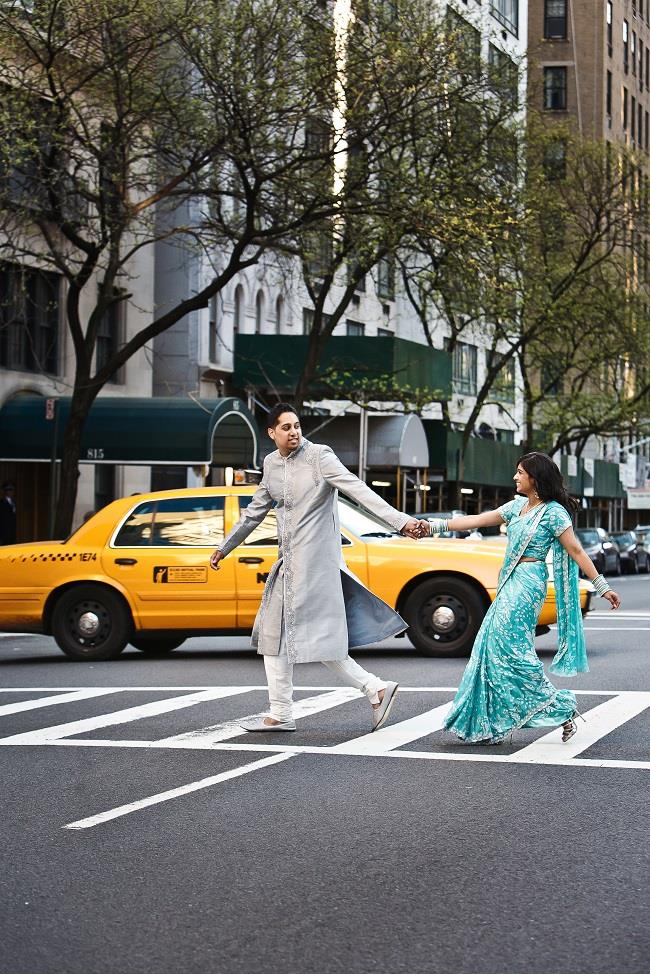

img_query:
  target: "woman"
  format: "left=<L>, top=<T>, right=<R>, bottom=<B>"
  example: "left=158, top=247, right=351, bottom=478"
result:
left=422, top=452, right=621, bottom=744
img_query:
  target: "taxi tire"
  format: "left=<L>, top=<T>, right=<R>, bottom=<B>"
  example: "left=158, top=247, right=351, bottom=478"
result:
left=51, top=584, right=132, bottom=661
left=130, top=637, right=185, bottom=655
left=403, top=577, right=485, bottom=657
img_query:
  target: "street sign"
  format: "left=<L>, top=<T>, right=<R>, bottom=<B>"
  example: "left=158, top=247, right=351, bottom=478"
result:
left=45, top=398, right=57, bottom=421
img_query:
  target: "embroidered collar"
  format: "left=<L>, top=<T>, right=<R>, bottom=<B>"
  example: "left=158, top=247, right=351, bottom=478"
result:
left=284, top=438, right=309, bottom=461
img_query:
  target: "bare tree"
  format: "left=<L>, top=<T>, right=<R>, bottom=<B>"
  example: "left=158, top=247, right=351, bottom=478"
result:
left=0, top=0, right=369, bottom=533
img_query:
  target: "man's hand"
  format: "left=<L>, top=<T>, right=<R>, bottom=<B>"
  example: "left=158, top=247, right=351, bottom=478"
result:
left=210, top=549, right=224, bottom=571
left=401, top=518, right=428, bottom=540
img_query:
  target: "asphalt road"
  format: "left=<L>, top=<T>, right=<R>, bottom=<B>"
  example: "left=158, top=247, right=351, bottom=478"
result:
left=1, top=574, right=648, bottom=974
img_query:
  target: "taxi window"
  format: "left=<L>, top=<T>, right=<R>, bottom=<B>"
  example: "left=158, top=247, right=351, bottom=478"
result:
left=238, top=497, right=278, bottom=546
left=114, top=502, right=155, bottom=546
left=114, top=497, right=225, bottom=547
left=237, top=497, right=351, bottom=546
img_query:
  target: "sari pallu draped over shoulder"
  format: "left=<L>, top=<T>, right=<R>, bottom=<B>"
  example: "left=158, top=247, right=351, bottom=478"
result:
left=496, top=498, right=588, bottom=677
left=550, top=535, right=588, bottom=676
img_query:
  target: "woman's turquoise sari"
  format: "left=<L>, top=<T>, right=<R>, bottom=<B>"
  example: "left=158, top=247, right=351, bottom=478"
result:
left=444, top=495, right=588, bottom=743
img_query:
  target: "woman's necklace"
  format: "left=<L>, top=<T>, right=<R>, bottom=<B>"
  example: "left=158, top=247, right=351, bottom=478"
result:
left=521, top=496, right=543, bottom=516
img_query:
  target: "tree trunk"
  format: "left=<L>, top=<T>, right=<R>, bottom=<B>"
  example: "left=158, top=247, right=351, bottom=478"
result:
left=52, top=387, right=97, bottom=538
left=294, top=324, right=326, bottom=410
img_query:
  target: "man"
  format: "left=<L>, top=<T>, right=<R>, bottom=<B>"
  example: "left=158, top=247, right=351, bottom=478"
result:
left=210, top=404, right=423, bottom=733
left=0, top=482, right=16, bottom=545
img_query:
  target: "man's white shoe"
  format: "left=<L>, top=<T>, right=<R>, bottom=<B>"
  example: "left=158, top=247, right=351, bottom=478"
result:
left=239, top=716, right=297, bottom=732
left=371, top=681, right=399, bottom=731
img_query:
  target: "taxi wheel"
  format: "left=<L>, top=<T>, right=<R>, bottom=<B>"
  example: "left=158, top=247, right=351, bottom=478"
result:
left=130, top=637, right=185, bottom=655
left=403, top=577, right=485, bottom=657
left=51, top=584, right=132, bottom=661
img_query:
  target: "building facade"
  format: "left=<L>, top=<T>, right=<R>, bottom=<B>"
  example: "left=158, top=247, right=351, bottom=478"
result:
left=527, top=0, right=649, bottom=523
left=153, top=1, right=531, bottom=514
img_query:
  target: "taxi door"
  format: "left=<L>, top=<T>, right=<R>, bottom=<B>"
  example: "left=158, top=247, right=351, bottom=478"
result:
left=340, top=529, right=370, bottom=586
left=233, top=495, right=279, bottom=628
left=233, top=496, right=370, bottom=628
left=102, top=495, right=237, bottom=630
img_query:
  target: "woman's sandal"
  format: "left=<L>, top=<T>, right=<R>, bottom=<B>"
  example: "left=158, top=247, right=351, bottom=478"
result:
left=561, top=709, right=585, bottom=743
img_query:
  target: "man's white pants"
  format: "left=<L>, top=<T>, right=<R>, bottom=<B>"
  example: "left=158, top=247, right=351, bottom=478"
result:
left=263, top=628, right=387, bottom=722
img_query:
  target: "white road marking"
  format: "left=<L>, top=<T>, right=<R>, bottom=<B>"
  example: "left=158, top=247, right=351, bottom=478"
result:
left=46, top=738, right=650, bottom=771
left=509, top=692, right=650, bottom=764
left=588, top=611, right=650, bottom=618
left=0, top=687, right=251, bottom=745
left=330, top=703, right=451, bottom=755
left=1, top=687, right=649, bottom=781
left=153, top=687, right=362, bottom=747
left=0, top=686, right=461, bottom=694
left=63, top=752, right=294, bottom=830
left=0, top=688, right=116, bottom=717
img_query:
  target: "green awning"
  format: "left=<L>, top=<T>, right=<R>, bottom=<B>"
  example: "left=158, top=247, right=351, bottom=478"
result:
left=233, top=334, right=451, bottom=397
left=423, top=421, right=521, bottom=487
left=425, top=422, right=625, bottom=497
left=0, top=396, right=259, bottom=466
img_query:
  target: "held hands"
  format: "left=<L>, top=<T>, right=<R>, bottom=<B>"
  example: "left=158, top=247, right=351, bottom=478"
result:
left=401, top=518, right=430, bottom=540
left=210, top=550, right=224, bottom=571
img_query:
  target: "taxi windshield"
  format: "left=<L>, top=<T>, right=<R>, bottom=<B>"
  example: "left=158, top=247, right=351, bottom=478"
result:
left=338, top=499, right=397, bottom=539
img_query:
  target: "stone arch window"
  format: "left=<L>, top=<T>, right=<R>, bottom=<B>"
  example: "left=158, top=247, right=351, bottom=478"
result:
left=275, top=295, right=284, bottom=333
left=255, top=290, right=265, bottom=334
left=233, top=284, right=244, bottom=334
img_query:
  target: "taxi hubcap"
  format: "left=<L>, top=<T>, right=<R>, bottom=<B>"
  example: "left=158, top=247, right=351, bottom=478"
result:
left=431, top=605, right=456, bottom=631
left=422, top=593, right=468, bottom=643
left=78, top=611, right=100, bottom=636
left=68, top=600, right=110, bottom=646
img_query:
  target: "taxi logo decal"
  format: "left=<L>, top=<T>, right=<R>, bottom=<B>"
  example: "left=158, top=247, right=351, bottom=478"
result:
left=153, top=566, right=208, bottom=583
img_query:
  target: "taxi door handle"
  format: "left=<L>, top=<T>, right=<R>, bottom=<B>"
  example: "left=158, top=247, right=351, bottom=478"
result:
left=114, top=557, right=138, bottom=565
left=238, top=556, right=264, bottom=564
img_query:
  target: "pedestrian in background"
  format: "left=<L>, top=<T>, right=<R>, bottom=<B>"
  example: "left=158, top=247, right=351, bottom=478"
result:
left=0, top=482, right=16, bottom=545
left=421, top=452, right=621, bottom=745
left=211, top=403, right=423, bottom=733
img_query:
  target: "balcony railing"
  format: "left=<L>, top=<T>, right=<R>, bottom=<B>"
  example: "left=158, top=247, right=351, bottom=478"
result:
left=490, top=0, right=519, bottom=38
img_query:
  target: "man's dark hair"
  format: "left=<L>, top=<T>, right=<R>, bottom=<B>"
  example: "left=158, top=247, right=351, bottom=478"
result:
left=267, top=402, right=299, bottom=429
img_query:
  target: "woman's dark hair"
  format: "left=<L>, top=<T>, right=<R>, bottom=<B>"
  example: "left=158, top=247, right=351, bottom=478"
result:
left=517, top=452, right=579, bottom=515
left=267, top=402, right=299, bottom=430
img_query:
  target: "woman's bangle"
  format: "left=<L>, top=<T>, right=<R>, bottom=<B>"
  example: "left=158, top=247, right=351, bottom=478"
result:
left=427, top=518, right=449, bottom=536
left=591, top=573, right=612, bottom=597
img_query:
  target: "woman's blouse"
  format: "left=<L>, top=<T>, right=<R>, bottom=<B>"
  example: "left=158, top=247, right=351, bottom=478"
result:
left=498, top=495, right=572, bottom=560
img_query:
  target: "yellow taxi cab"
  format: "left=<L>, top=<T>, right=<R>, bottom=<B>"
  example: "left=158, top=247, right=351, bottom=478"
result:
left=0, top=486, right=592, bottom=661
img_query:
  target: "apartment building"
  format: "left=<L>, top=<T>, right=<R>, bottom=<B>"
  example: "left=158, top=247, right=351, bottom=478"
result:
left=153, top=1, right=530, bottom=513
left=528, top=0, right=649, bottom=522
left=0, top=254, right=155, bottom=539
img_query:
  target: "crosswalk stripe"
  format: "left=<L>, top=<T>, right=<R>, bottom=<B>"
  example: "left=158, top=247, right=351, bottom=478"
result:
left=153, top=687, right=363, bottom=747
left=330, top=702, right=452, bottom=755
left=508, top=692, right=650, bottom=764
left=0, top=688, right=116, bottom=717
left=0, top=687, right=251, bottom=745
left=47, top=739, right=650, bottom=771
left=63, top=753, right=295, bottom=830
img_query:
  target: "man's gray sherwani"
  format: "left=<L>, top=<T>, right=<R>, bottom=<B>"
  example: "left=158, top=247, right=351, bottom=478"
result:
left=217, top=439, right=410, bottom=663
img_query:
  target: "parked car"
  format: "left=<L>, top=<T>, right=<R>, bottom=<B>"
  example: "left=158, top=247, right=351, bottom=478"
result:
left=575, top=527, right=621, bottom=576
left=634, top=523, right=650, bottom=543
left=610, top=531, right=650, bottom=574
left=417, top=510, right=483, bottom=540
left=0, top=487, right=592, bottom=661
